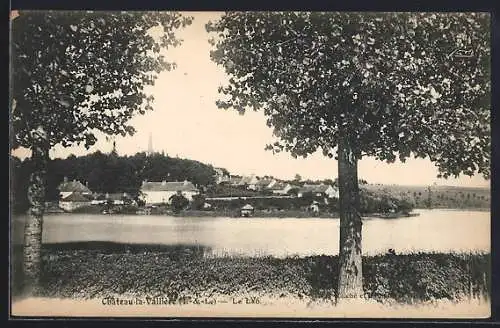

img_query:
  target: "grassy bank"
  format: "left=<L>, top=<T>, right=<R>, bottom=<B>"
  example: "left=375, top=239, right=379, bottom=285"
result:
left=11, top=242, right=490, bottom=304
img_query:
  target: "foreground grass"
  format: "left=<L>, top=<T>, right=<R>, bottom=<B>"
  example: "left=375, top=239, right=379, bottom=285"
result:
left=11, top=242, right=490, bottom=305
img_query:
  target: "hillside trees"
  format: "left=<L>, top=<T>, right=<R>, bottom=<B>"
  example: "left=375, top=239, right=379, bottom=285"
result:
left=12, top=151, right=217, bottom=210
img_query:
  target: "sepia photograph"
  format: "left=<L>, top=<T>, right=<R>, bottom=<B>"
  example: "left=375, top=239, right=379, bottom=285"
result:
left=9, top=11, right=491, bottom=318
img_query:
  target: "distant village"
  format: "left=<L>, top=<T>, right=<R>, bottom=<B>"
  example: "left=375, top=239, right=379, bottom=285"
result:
left=55, top=168, right=340, bottom=216
left=14, top=134, right=488, bottom=217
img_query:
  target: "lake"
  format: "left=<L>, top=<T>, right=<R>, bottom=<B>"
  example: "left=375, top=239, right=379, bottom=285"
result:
left=11, top=209, right=490, bottom=258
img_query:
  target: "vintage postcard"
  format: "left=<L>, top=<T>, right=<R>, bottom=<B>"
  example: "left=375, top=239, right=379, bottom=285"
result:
left=9, top=11, right=491, bottom=318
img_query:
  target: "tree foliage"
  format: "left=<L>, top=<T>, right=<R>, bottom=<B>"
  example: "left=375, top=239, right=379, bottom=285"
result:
left=11, top=10, right=192, bottom=150
left=206, top=12, right=490, bottom=179
left=191, top=194, right=207, bottom=210
left=170, top=193, right=189, bottom=213
left=10, top=10, right=194, bottom=295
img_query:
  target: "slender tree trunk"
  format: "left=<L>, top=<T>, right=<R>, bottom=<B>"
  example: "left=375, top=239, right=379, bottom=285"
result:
left=337, top=135, right=364, bottom=300
left=23, top=132, right=49, bottom=295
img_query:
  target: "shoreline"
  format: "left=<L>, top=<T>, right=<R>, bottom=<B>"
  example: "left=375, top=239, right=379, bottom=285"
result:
left=36, top=207, right=490, bottom=219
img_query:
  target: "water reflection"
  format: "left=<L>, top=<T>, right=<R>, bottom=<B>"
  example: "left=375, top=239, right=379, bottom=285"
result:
left=11, top=209, right=490, bottom=258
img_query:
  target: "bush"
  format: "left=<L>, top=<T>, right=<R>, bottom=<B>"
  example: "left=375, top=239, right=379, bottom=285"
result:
left=359, top=190, right=415, bottom=214
left=397, top=199, right=414, bottom=214
left=170, top=193, right=189, bottom=214
left=190, top=194, right=206, bottom=210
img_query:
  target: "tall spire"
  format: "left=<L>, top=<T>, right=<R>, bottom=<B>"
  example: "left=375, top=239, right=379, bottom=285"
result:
left=147, top=132, right=153, bottom=156
left=110, top=137, right=118, bottom=156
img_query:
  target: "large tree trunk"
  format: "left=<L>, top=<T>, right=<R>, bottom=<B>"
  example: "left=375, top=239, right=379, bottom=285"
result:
left=337, top=135, right=363, bottom=300
left=23, top=134, right=49, bottom=295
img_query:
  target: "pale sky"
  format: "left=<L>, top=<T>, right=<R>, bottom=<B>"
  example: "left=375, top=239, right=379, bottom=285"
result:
left=11, top=12, right=490, bottom=188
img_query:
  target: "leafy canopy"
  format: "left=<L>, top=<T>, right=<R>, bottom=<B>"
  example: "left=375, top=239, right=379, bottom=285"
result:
left=11, top=10, right=192, bottom=150
left=207, top=12, right=490, bottom=179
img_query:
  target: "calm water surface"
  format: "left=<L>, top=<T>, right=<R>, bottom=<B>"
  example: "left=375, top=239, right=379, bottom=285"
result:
left=12, top=209, right=490, bottom=257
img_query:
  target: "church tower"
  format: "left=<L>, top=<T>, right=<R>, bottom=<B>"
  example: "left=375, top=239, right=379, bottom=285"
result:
left=147, top=132, right=154, bottom=156
left=111, top=140, right=117, bottom=156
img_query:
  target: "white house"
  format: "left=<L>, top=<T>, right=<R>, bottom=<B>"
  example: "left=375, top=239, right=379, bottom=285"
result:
left=282, top=183, right=301, bottom=195
left=228, top=175, right=242, bottom=186
left=268, top=182, right=300, bottom=195
left=250, top=177, right=275, bottom=191
left=140, top=180, right=199, bottom=205
left=239, top=174, right=260, bottom=190
left=59, top=192, right=92, bottom=212
left=267, top=181, right=286, bottom=194
left=57, top=177, right=92, bottom=200
left=298, top=183, right=339, bottom=199
left=214, top=167, right=230, bottom=184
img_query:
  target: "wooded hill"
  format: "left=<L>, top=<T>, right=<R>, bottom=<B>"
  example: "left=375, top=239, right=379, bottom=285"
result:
left=10, top=151, right=217, bottom=213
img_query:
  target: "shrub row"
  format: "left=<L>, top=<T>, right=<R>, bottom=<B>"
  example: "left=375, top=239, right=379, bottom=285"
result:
left=11, top=243, right=489, bottom=303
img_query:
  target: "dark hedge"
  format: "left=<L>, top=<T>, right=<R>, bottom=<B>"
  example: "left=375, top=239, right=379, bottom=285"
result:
left=11, top=242, right=489, bottom=304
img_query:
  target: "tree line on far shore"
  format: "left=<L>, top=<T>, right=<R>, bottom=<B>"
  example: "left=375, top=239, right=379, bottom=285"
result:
left=9, top=149, right=406, bottom=215
left=10, top=150, right=489, bottom=215
left=362, top=184, right=490, bottom=210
